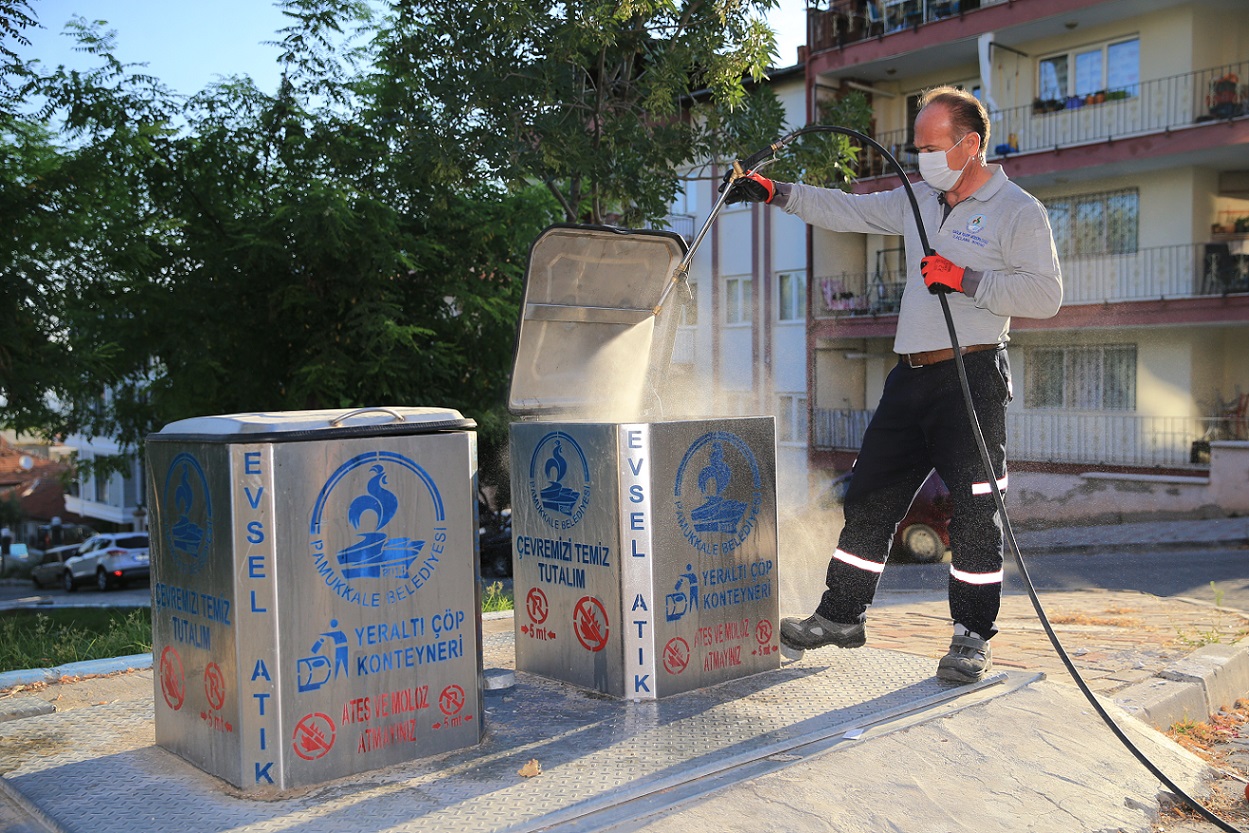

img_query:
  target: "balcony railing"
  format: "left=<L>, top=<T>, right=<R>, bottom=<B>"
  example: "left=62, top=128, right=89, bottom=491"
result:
left=649, top=213, right=696, bottom=244
left=850, top=61, right=1249, bottom=179
left=808, top=0, right=1010, bottom=52
left=813, top=408, right=1232, bottom=468
left=814, top=241, right=1249, bottom=318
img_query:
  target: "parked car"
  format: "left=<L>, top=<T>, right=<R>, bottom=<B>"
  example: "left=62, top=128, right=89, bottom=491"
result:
left=31, top=543, right=82, bottom=589
left=63, top=532, right=151, bottom=592
left=826, top=470, right=952, bottom=563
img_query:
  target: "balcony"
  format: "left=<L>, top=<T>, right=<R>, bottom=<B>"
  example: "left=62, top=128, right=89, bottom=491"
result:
left=649, top=213, right=696, bottom=245
left=814, top=241, right=1249, bottom=320
left=808, top=0, right=1009, bottom=51
left=813, top=408, right=1240, bottom=469
left=849, top=61, right=1248, bottom=181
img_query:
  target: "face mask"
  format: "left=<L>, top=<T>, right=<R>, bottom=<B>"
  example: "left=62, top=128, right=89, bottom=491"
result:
left=918, top=133, right=972, bottom=192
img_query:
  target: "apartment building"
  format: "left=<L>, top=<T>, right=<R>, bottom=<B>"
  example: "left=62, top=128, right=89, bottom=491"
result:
left=61, top=430, right=148, bottom=533
left=793, top=0, right=1249, bottom=515
left=669, top=0, right=1247, bottom=516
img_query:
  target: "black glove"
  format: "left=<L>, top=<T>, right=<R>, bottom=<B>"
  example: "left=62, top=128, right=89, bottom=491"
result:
left=720, top=171, right=776, bottom=205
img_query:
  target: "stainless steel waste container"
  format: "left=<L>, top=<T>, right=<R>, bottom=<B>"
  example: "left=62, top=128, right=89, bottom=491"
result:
left=146, top=407, right=482, bottom=792
left=508, top=225, right=780, bottom=700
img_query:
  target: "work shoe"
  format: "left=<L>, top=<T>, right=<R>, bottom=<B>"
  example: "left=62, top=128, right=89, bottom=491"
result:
left=936, top=634, right=992, bottom=683
left=779, top=613, right=866, bottom=650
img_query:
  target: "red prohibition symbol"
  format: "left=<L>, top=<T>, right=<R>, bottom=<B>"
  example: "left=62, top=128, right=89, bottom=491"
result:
left=756, top=619, right=774, bottom=646
left=292, top=713, right=336, bottom=761
left=526, top=587, right=549, bottom=625
left=439, top=684, right=466, bottom=716
left=159, top=646, right=185, bottom=711
left=203, top=662, right=226, bottom=711
left=663, top=637, right=690, bottom=675
left=572, top=595, right=610, bottom=652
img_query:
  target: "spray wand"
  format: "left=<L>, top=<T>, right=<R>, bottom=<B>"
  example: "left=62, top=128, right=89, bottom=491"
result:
left=714, top=125, right=1245, bottom=833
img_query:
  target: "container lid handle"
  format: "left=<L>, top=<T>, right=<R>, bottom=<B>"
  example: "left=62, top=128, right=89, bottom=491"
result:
left=328, top=407, right=406, bottom=427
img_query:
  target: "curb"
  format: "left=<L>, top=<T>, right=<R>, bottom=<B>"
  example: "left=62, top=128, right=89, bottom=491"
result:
left=0, top=653, right=153, bottom=692
left=1015, top=538, right=1249, bottom=557
left=1113, top=636, right=1249, bottom=730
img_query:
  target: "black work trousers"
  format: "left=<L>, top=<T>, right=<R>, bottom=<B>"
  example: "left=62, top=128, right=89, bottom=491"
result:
left=816, top=347, right=1011, bottom=639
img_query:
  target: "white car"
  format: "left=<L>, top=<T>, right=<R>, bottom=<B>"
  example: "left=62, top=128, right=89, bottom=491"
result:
left=63, top=532, right=151, bottom=592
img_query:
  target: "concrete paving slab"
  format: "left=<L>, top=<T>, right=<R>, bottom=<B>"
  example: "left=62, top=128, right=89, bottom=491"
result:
left=622, top=681, right=1212, bottom=833
left=0, top=639, right=1022, bottom=833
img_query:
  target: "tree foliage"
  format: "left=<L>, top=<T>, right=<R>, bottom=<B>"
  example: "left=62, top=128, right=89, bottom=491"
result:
left=765, top=90, right=874, bottom=188
left=1, top=5, right=558, bottom=475
left=1, top=0, right=804, bottom=488
left=380, top=0, right=785, bottom=225
left=0, top=0, right=36, bottom=113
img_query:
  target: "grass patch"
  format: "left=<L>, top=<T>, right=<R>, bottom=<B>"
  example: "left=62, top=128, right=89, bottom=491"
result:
left=1, top=587, right=516, bottom=675
left=0, top=607, right=153, bottom=673
left=482, top=581, right=514, bottom=613
left=1175, top=581, right=1249, bottom=648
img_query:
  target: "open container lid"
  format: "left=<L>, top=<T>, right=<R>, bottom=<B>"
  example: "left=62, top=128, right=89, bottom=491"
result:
left=508, top=224, right=688, bottom=419
left=149, top=406, right=475, bottom=444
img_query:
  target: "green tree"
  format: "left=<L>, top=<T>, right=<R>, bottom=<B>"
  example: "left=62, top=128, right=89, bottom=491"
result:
left=2, top=7, right=556, bottom=472
left=0, top=0, right=36, bottom=114
left=1, top=0, right=814, bottom=492
left=378, top=0, right=785, bottom=226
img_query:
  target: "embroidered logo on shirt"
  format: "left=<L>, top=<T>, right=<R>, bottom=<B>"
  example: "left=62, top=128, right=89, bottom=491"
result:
left=966, top=214, right=986, bottom=234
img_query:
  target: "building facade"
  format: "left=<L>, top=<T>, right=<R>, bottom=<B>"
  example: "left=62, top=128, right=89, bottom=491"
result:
left=674, top=0, right=1248, bottom=519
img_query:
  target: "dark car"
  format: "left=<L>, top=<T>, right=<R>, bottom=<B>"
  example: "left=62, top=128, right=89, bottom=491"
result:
left=826, top=469, right=952, bottom=563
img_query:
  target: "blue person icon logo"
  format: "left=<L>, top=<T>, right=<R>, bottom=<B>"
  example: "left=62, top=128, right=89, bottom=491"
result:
left=297, top=619, right=349, bottom=693
left=665, top=564, right=700, bottom=622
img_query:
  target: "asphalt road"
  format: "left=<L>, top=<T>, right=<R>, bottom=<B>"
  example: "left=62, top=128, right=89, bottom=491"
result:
left=0, top=580, right=151, bottom=610
left=876, top=547, right=1249, bottom=612
left=3, top=547, right=1245, bottom=612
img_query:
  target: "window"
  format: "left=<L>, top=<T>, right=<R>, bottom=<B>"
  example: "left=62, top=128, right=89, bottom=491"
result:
left=725, top=276, right=752, bottom=325
left=777, top=394, right=809, bottom=444
left=1039, top=37, right=1139, bottom=101
left=777, top=271, right=807, bottom=322
left=1106, top=39, right=1140, bottom=97
left=1025, top=345, right=1136, bottom=410
left=673, top=177, right=698, bottom=217
left=1042, top=188, right=1138, bottom=257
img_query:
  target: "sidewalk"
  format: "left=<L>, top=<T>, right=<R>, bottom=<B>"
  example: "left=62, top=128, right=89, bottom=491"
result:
left=1, top=516, right=1247, bottom=832
left=1013, top=515, right=1249, bottom=554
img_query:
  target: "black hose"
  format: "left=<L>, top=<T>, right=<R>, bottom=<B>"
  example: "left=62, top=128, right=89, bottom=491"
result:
left=740, top=125, right=1244, bottom=833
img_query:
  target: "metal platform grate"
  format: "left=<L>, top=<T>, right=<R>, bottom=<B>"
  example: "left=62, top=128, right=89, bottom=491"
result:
left=0, top=632, right=1020, bottom=833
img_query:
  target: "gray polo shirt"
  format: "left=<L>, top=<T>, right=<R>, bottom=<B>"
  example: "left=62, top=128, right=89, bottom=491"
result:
left=782, top=166, right=1063, bottom=354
